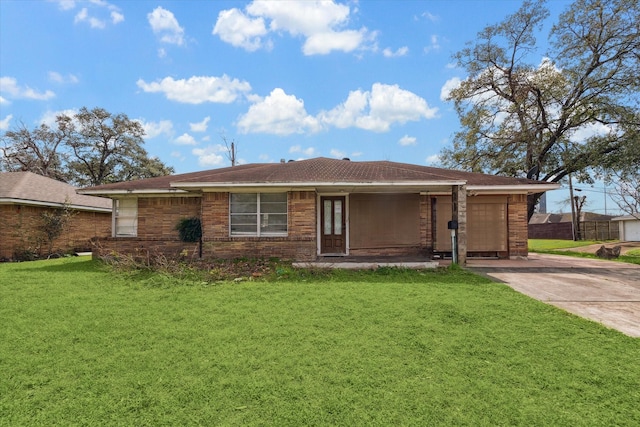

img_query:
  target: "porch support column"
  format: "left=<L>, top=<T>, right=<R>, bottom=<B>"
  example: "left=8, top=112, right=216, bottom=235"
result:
left=451, top=184, right=467, bottom=265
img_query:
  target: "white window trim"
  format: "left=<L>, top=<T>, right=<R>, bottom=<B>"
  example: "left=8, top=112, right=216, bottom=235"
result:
left=229, top=192, right=288, bottom=237
left=113, top=198, right=138, bottom=237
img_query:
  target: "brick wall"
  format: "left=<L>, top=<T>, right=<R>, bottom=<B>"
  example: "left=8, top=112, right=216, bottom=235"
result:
left=201, top=191, right=317, bottom=261
left=137, top=196, right=201, bottom=239
left=95, top=191, right=318, bottom=262
left=0, top=204, right=111, bottom=260
left=507, top=194, right=529, bottom=258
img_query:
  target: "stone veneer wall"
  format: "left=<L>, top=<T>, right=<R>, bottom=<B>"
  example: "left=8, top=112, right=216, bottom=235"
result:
left=1, top=204, right=111, bottom=260
left=507, top=194, right=529, bottom=258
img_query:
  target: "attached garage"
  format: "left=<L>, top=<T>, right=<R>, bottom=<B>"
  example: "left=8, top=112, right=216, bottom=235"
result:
left=433, top=195, right=509, bottom=256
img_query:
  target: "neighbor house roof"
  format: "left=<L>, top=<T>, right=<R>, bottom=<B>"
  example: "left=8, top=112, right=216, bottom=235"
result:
left=612, top=214, right=640, bottom=221
left=0, top=171, right=112, bottom=211
left=79, top=157, right=560, bottom=196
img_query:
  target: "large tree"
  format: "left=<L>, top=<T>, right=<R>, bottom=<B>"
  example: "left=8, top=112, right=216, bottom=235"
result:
left=0, top=121, right=69, bottom=181
left=441, top=0, right=640, bottom=219
left=1, top=107, right=174, bottom=186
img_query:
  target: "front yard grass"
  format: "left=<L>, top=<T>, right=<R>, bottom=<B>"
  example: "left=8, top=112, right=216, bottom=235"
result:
left=529, top=239, right=640, bottom=265
left=1, top=257, right=639, bottom=426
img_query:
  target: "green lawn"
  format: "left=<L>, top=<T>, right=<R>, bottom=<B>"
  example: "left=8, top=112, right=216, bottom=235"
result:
left=1, top=257, right=639, bottom=426
left=529, top=239, right=640, bottom=265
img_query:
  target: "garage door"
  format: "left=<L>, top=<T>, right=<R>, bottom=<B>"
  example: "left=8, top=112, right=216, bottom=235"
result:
left=434, top=196, right=508, bottom=252
left=622, top=220, right=640, bottom=241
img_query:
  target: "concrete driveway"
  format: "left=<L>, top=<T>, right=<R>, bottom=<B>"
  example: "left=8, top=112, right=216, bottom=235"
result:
left=467, top=253, right=640, bottom=337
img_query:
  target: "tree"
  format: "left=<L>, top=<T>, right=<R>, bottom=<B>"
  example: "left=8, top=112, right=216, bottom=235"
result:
left=0, top=107, right=174, bottom=186
left=64, top=107, right=174, bottom=186
left=608, top=170, right=640, bottom=218
left=442, top=0, right=640, bottom=219
left=40, top=201, right=76, bottom=257
left=0, top=121, right=69, bottom=181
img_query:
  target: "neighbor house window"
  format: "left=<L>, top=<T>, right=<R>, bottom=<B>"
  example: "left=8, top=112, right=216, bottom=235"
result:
left=113, top=198, right=138, bottom=237
left=230, top=193, right=287, bottom=236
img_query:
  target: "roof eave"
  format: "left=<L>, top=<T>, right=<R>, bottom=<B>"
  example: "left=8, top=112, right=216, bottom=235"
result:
left=0, top=198, right=111, bottom=212
left=467, top=183, right=561, bottom=194
left=170, top=180, right=468, bottom=191
left=77, top=188, right=193, bottom=196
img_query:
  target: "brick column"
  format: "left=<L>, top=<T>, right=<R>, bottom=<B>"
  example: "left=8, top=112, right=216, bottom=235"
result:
left=452, top=184, right=467, bottom=265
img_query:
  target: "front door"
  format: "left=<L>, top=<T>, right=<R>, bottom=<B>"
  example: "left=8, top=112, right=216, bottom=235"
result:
left=321, top=196, right=346, bottom=254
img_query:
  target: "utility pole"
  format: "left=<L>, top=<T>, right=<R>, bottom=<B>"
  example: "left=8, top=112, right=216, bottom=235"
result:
left=568, top=174, right=577, bottom=241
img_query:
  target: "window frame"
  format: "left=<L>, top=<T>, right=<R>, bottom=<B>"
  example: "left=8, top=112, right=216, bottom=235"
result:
left=113, top=198, right=138, bottom=237
left=229, top=192, right=288, bottom=237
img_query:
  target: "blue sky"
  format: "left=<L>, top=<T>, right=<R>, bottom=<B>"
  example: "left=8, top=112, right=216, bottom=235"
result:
left=0, top=0, right=619, bottom=214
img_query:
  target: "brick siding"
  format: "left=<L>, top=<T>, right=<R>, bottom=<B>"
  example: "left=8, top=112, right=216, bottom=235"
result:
left=507, top=194, right=529, bottom=258
left=0, top=204, right=111, bottom=260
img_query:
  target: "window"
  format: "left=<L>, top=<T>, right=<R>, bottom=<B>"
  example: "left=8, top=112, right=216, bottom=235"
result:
left=114, top=198, right=138, bottom=237
left=230, top=193, right=287, bottom=236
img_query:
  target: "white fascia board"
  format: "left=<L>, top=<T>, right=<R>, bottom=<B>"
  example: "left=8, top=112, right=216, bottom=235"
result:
left=0, top=198, right=111, bottom=212
left=171, top=180, right=467, bottom=191
left=467, top=183, right=561, bottom=194
left=77, top=189, right=193, bottom=196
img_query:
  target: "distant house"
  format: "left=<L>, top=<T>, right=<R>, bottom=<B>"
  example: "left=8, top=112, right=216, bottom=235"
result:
left=79, top=158, right=558, bottom=264
left=529, top=212, right=618, bottom=240
left=0, top=172, right=112, bottom=260
left=612, top=215, right=640, bottom=242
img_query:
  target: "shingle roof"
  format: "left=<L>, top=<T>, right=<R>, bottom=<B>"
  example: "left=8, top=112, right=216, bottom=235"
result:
left=81, top=157, right=554, bottom=193
left=0, top=171, right=111, bottom=211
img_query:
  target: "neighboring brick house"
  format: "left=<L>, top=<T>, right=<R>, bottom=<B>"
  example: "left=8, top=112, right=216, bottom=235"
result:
left=79, top=157, right=559, bottom=264
left=0, top=172, right=112, bottom=260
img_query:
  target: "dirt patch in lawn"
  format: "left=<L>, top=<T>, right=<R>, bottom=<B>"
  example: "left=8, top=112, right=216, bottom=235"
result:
left=564, top=241, right=640, bottom=255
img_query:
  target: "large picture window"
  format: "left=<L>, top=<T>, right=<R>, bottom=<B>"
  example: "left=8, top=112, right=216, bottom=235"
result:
left=230, top=193, right=287, bottom=236
left=114, top=198, right=138, bottom=237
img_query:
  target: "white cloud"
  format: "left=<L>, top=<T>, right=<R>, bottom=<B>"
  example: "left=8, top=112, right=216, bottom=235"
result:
left=399, top=135, right=417, bottom=146
left=237, top=88, right=321, bottom=135
left=62, top=0, right=122, bottom=29
left=212, top=8, right=268, bottom=52
left=0, top=114, right=13, bottom=130
left=214, top=0, right=376, bottom=55
left=39, top=109, right=77, bottom=127
left=148, top=6, right=185, bottom=46
left=440, top=77, right=461, bottom=101
left=139, top=119, right=173, bottom=139
left=111, top=11, right=124, bottom=24
left=48, top=71, right=79, bottom=84
left=0, top=77, right=55, bottom=101
left=289, top=145, right=317, bottom=156
left=421, top=11, right=439, bottom=22
left=174, top=133, right=197, bottom=146
left=319, top=83, right=437, bottom=132
left=137, top=75, right=251, bottom=104
left=0, top=96, right=8, bottom=105
left=190, top=116, right=211, bottom=132
left=383, top=46, right=409, bottom=58
left=192, top=145, right=226, bottom=167
left=426, top=154, right=441, bottom=165
left=330, top=148, right=345, bottom=158
left=53, top=0, right=76, bottom=11
left=303, top=29, right=367, bottom=55
left=424, top=34, right=441, bottom=53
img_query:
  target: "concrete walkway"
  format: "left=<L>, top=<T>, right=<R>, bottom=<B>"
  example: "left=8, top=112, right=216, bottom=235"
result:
left=466, top=253, right=640, bottom=337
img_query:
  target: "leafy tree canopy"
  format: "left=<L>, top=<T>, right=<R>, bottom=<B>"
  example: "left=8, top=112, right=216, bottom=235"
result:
left=441, top=0, right=640, bottom=218
left=1, top=107, right=174, bottom=186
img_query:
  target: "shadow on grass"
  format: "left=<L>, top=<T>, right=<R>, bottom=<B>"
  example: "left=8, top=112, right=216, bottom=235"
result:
left=14, top=257, right=107, bottom=274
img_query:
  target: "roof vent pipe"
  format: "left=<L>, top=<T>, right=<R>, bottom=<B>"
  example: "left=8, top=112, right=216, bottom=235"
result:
left=342, top=158, right=350, bottom=161
left=280, top=159, right=285, bottom=163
